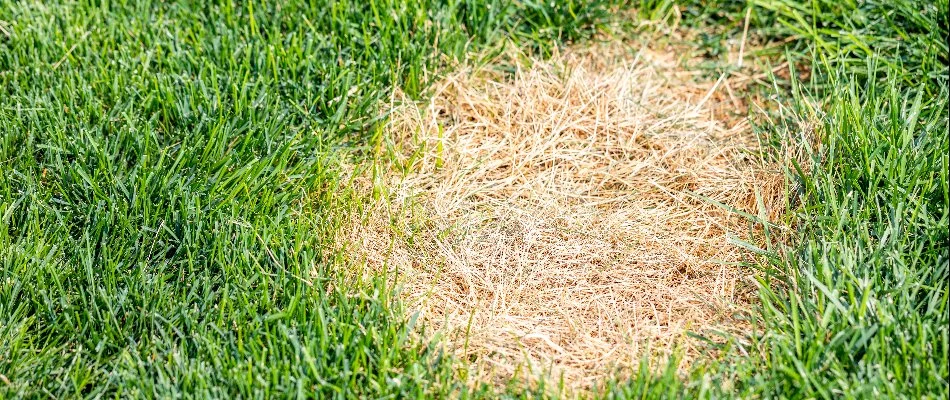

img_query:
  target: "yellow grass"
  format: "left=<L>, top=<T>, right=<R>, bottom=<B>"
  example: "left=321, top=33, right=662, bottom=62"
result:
left=339, top=40, right=784, bottom=390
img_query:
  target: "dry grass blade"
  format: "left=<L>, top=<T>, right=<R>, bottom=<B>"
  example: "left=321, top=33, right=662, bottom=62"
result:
left=339, top=40, right=785, bottom=391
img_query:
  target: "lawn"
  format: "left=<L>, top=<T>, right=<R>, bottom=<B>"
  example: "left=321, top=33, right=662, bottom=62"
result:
left=0, top=0, right=946, bottom=398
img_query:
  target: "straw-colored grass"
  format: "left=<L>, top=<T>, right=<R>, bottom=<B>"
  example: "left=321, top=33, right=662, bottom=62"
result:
left=340, top=41, right=784, bottom=390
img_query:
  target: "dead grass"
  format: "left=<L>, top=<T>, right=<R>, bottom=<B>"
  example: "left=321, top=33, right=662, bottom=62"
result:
left=338, top=40, right=785, bottom=391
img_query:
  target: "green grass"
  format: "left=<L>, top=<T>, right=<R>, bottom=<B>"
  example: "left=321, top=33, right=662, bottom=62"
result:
left=747, top=64, right=948, bottom=398
left=0, top=1, right=618, bottom=397
left=1, top=0, right=947, bottom=398
left=611, top=1, right=948, bottom=398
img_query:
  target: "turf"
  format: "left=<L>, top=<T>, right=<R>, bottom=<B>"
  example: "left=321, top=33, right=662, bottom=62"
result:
left=0, top=0, right=947, bottom=398
left=0, top=1, right=617, bottom=397
left=607, top=1, right=949, bottom=398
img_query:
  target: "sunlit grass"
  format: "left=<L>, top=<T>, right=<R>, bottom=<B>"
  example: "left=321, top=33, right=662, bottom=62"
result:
left=1, top=0, right=946, bottom=398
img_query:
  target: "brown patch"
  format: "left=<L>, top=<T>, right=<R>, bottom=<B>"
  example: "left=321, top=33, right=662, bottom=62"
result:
left=338, top=41, right=784, bottom=391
